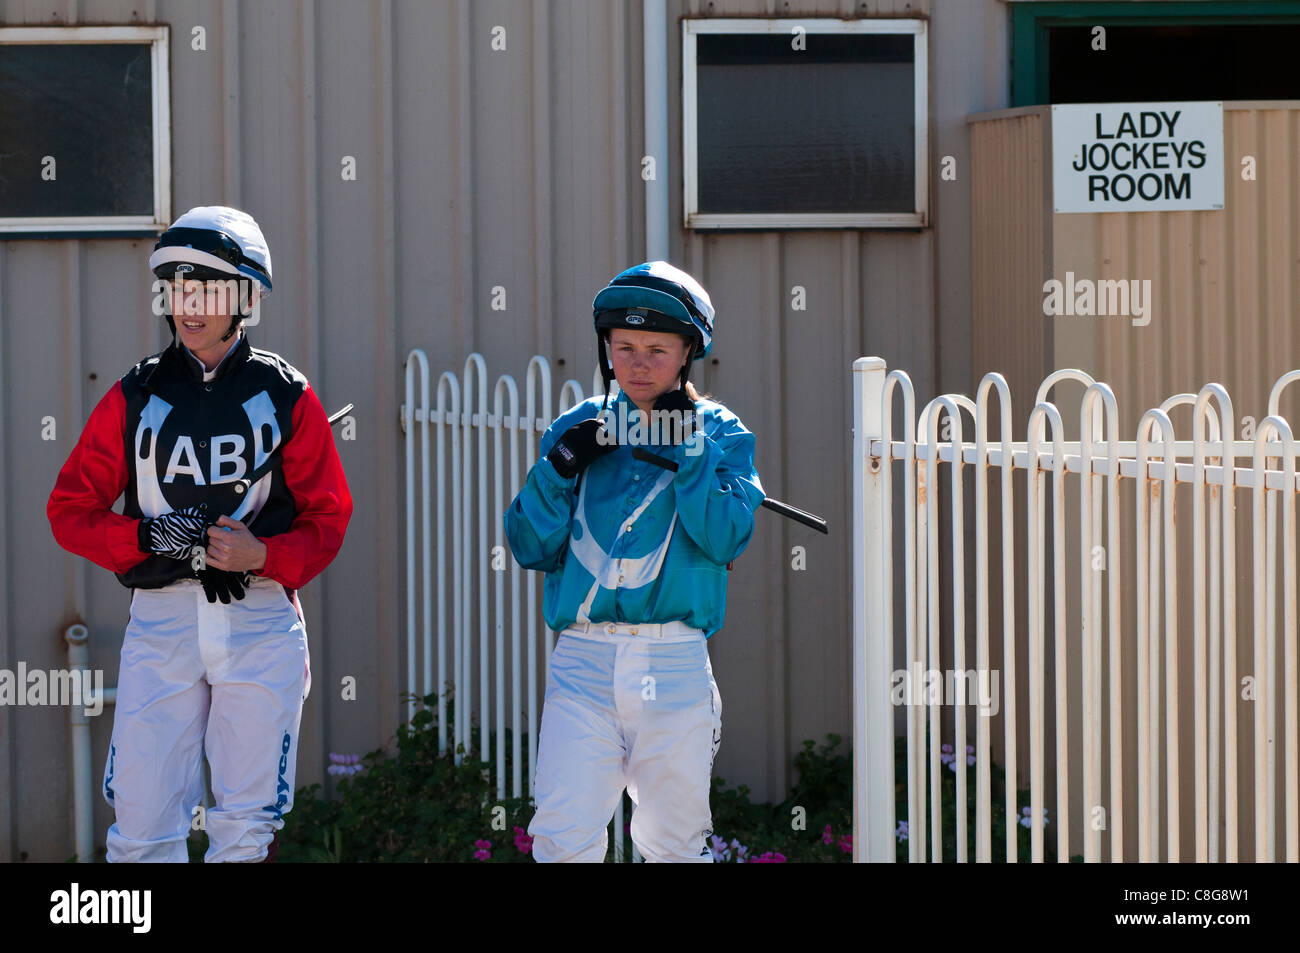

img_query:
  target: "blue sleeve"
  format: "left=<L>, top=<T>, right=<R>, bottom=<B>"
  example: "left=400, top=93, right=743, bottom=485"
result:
left=504, top=419, right=578, bottom=572
left=669, top=413, right=765, bottom=566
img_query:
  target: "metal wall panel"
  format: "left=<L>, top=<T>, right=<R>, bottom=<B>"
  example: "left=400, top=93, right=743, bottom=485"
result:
left=970, top=107, right=1051, bottom=432
left=685, top=0, right=930, bottom=16
left=971, top=103, right=1300, bottom=861
left=1052, top=102, right=1300, bottom=861
left=968, top=107, right=1053, bottom=849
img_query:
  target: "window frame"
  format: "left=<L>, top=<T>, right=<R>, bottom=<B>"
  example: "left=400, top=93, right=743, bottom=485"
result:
left=0, top=25, right=171, bottom=235
left=682, top=17, right=929, bottom=230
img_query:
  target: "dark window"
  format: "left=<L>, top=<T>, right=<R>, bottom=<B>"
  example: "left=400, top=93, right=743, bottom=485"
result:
left=1048, top=24, right=1300, bottom=103
left=689, top=27, right=923, bottom=225
left=0, top=41, right=157, bottom=222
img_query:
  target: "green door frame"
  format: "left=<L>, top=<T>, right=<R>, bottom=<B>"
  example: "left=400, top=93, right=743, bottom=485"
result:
left=1012, top=1, right=1300, bottom=106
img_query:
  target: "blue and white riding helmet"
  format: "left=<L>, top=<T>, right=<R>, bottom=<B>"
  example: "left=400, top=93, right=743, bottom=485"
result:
left=149, top=206, right=274, bottom=342
left=591, top=262, right=715, bottom=407
left=592, top=261, right=714, bottom=360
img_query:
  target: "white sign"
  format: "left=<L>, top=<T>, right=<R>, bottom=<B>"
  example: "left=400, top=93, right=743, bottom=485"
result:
left=1052, top=102, right=1223, bottom=213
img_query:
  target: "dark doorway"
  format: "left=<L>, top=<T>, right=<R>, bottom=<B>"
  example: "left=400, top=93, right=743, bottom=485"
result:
left=1049, top=24, right=1300, bottom=102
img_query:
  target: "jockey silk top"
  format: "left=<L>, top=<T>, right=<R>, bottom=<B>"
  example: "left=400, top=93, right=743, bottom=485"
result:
left=505, top=386, right=765, bottom=639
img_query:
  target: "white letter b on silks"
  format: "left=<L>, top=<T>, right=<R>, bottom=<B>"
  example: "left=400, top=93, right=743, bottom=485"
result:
left=210, top=434, right=247, bottom=483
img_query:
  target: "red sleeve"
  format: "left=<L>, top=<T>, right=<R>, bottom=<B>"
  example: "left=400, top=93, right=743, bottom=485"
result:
left=253, top=383, right=353, bottom=589
left=47, top=382, right=150, bottom=573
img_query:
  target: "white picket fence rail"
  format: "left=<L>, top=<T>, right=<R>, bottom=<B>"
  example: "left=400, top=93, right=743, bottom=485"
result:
left=853, top=357, right=1300, bottom=863
left=402, top=350, right=643, bottom=860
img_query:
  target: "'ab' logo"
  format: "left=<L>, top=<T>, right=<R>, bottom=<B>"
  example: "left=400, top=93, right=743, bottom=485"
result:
left=133, top=390, right=281, bottom=519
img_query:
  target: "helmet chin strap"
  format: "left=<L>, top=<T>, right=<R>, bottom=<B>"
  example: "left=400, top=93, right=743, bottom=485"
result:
left=221, top=280, right=257, bottom=341
left=596, top=331, right=615, bottom=415
left=220, top=314, right=242, bottom=342
left=677, top=333, right=701, bottom=394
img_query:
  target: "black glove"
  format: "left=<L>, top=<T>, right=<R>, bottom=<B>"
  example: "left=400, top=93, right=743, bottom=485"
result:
left=652, top=387, right=697, bottom=446
left=138, top=504, right=212, bottom=560
left=547, top=417, right=618, bottom=479
left=199, top=568, right=250, bottom=605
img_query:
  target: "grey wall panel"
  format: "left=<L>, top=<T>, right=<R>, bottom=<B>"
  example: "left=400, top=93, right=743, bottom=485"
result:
left=933, top=0, right=1009, bottom=401
left=0, top=240, right=11, bottom=862
left=307, top=0, right=400, bottom=780
left=8, top=240, right=87, bottom=859
left=685, top=0, right=931, bottom=16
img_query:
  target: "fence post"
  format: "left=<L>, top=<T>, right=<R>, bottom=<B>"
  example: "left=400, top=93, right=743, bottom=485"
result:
left=854, top=357, right=893, bottom=861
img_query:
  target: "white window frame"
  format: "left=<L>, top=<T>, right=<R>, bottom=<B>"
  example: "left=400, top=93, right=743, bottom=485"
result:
left=0, top=25, right=171, bottom=234
left=683, top=18, right=928, bottom=229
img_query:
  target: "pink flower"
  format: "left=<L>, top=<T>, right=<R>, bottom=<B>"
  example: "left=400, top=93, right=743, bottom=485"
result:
left=821, top=824, right=834, bottom=845
left=473, top=848, right=491, bottom=861
left=1019, top=806, right=1050, bottom=828
left=513, top=826, right=534, bottom=854
left=708, top=835, right=729, bottom=862
left=327, top=751, right=365, bottom=776
left=473, top=837, right=492, bottom=860
left=838, top=834, right=852, bottom=854
left=747, top=850, right=787, bottom=863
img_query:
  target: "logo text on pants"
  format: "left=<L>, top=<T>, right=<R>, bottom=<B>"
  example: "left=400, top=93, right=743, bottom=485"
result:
left=262, top=730, right=292, bottom=821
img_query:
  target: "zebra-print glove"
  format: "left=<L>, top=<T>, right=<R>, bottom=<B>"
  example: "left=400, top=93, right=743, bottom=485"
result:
left=137, top=504, right=212, bottom=560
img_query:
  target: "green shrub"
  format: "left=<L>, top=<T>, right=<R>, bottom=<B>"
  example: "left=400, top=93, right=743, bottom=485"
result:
left=705, top=733, right=855, bottom=862
left=277, top=694, right=534, bottom=862
left=892, top=728, right=1070, bottom=862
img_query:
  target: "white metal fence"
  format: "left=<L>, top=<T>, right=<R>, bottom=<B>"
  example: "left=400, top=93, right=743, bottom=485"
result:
left=401, top=350, right=643, bottom=860
left=853, top=356, right=1300, bottom=863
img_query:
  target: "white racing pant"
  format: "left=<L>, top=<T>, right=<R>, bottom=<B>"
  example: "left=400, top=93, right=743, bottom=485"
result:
left=103, top=575, right=310, bottom=863
left=528, top=621, right=722, bottom=863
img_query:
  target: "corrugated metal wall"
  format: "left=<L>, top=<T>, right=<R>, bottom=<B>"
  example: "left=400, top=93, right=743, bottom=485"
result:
left=0, top=0, right=1009, bottom=861
left=971, top=103, right=1300, bottom=861
left=1058, top=103, right=1300, bottom=431
left=970, top=105, right=1052, bottom=422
